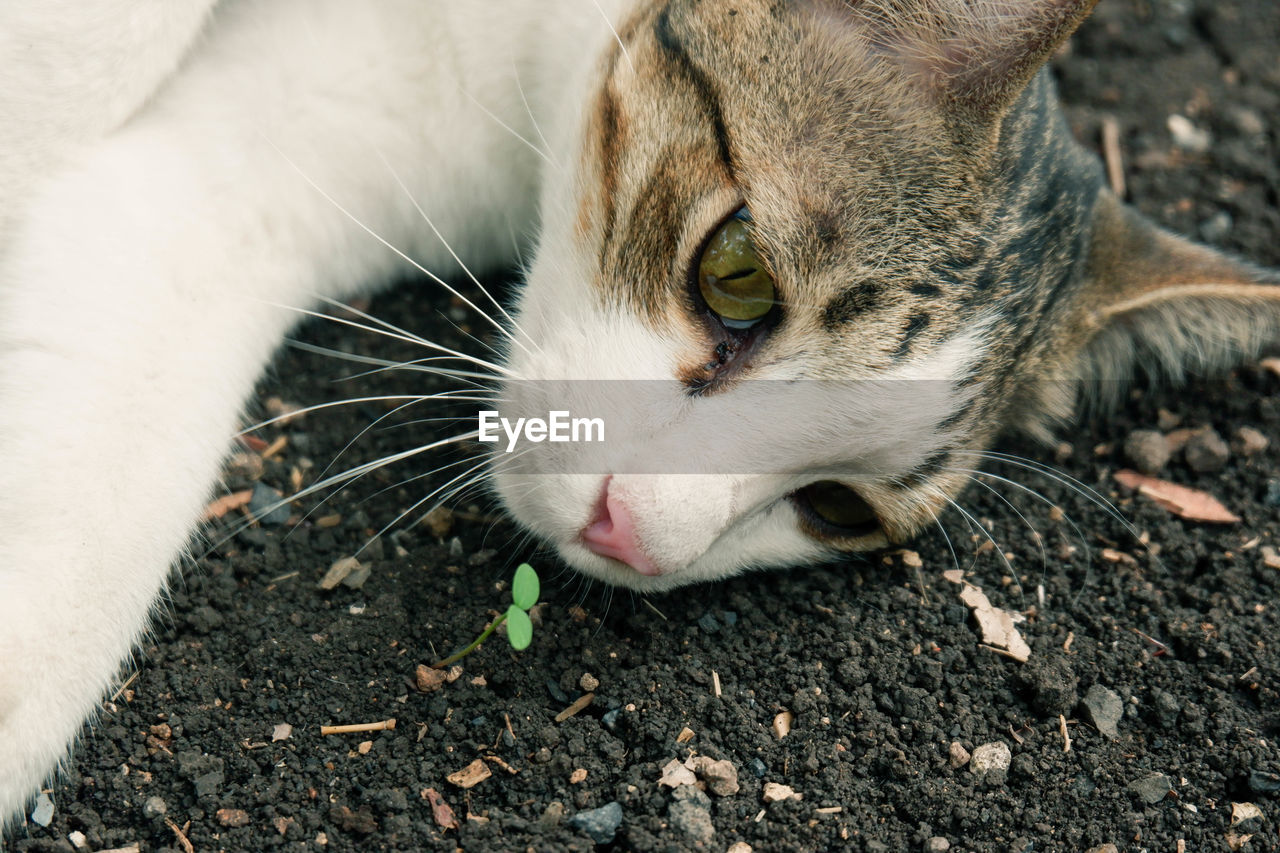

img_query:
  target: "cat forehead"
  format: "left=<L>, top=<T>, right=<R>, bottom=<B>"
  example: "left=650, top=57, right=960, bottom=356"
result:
left=568, top=0, right=985, bottom=353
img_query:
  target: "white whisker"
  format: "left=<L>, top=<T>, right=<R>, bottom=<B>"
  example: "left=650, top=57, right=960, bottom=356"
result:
left=462, top=91, right=559, bottom=170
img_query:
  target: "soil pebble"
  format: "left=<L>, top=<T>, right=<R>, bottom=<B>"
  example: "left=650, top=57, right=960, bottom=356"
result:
left=926, top=838, right=952, bottom=852
left=1184, top=428, right=1230, bottom=473
left=949, top=742, right=971, bottom=769
left=1126, top=773, right=1172, bottom=805
left=969, top=742, right=1012, bottom=778
left=1234, top=426, right=1269, bottom=457
left=568, top=801, right=623, bottom=845
left=141, top=797, right=167, bottom=820
left=29, top=794, right=53, bottom=828
left=248, top=482, right=291, bottom=526
left=669, top=786, right=715, bottom=843
left=1017, top=656, right=1079, bottom=715
left=1123, top=429, right=1171, bottom=474
left=1081, top=684, right=1124, bottom=738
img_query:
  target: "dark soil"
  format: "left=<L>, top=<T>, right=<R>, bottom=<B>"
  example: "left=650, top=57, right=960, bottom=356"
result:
left=6, top=1, right=1280, bottom=851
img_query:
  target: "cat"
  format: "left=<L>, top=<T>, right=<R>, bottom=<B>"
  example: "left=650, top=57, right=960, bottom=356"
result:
left=1, top=0, right=1277, bottom=829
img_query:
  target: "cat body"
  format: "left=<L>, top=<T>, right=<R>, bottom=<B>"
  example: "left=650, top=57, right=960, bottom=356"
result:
left=1, top=0, right=1276, bottom=827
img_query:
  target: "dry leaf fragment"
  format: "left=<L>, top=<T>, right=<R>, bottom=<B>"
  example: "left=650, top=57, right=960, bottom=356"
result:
left=1261, top=547, right=1280, bottom=570
left=676, top=726, right=695, bottom=744
left=203, top=489, right=253, bottom=521
left=271, top=723, right=293, bottom=742
left=415, top=664, right=447, bottom=693
left=1232, top=802, right=1263, bottom=825
left=957, top=583, right=1031, bottom=662
left=447, top=758, right=492, bottom=789
left=424, top=788, right=459, bottom=831
left=1113, top=469, right=1240, bottom=523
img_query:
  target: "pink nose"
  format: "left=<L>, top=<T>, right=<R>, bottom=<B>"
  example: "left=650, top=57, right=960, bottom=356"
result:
left=581, top=479, right=660, bottom=576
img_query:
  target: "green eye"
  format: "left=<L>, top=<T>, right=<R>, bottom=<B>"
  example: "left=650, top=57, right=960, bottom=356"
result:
left=796, top=481, right=880, bottom=537
left=697, top=211, right=775, bottom=328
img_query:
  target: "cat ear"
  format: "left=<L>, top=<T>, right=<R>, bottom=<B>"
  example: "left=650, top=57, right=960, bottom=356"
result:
left=1073, top=192, right=1280, bottom=388
left=835, top=0, right=1099, bottom=122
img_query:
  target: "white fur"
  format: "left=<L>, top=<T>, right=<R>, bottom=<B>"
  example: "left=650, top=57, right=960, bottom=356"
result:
left=0, top=0, right=622, bottom=827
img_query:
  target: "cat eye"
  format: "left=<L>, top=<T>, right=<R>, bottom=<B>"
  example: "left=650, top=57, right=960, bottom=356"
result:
left=697, top=209, right=776, bottom=328
left=794, top=481, right=881, bottom=538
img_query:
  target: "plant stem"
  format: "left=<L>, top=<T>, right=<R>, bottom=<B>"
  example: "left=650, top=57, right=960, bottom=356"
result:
left=430, top=611, right=508, bottom=668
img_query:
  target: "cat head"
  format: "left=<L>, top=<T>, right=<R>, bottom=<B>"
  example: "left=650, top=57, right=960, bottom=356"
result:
left=490, top=0, right=1280, bottom=591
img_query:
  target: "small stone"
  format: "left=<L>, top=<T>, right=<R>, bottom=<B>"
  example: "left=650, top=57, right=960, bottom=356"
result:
left=1156, top=409, right=1183, bottom=431
left=448, top=536, right=464, bottom=558
left=1167, top=114, right=1211, bottom=153
left=249, top=482, right=291, bottom=526
left=579, top=672, right=600, bottom=692
left=1233, top=427, right=1269, bottom=457
left=67, top=830, right=88, bottom=849
left=926, top=838, right=952, bottom=852
left=772, top=710, right=794, bottom=739
left=969, top=742, right=1012, bottom=776
left=1249, top=769, right=1280, bottom=794
left=1184, top=428, right=1230, bottom=473
left=341, top=562, right=372, bottom=590
left=568, top=801, right=623, bottom=845
left=1081, top=684, right=1124, bottom=738
left=1226, top=105, right=1266, bottom=136
left=1265, top=479, right=1280, bottom=508
left=762, top=782, right=802, bottom=803
left=1200, top=211, right=1233, bottom=244
left=1126, top=772, right=1171, bottom=805
left=1084, top=845, right=1119, bottom=853
left=317, top=556, right=363, bottom=591
left=569, top=768, right=587, bottom=784
left=669, top=787, right=715, bottom=843
left=948, top=742, right=971, bottom=769
left=29, top=793, right=54, bottom=827
left=697, top=612, right=722, bottom=633
left=749, top=758, right=767, bottom=778
left=687, top=756, right=740, bottom=797
left=1124, top=430, right=1171, bottom=474
left=423, top=506, right=454, bottom=539
left=538, top=801, right=566, bottom=830
left=216, top=808, right=251, bottom=827
left=142, top=796, right=168, bottom=819
left=194, top=771, right=224, bottom=797
left=727, top=844, right=754, bottom=853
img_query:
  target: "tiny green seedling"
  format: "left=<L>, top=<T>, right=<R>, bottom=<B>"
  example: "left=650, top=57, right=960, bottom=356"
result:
left=431, top=563, right=540, bottom=668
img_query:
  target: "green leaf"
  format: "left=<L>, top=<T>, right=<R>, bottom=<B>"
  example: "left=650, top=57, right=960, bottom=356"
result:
left=511, top=563, right=540, bottom=611
left=505, top=604, right=533, bottom=651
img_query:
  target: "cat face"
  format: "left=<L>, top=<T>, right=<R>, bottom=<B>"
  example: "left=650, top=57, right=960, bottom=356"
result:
left=490, top=0, right=1279, bottom=590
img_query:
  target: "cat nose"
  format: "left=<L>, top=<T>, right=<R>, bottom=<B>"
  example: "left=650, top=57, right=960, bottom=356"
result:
left=580, top=477, right=660, bottom=576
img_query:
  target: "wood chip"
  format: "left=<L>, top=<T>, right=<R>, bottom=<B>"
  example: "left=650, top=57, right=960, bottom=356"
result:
left=261, top=434, right=288, bottom=460
left=1101, top=115, right=1126, bottom=198
left=676, top=726, right=695, bottom=744
left=814, top=806, right=843, bottom=815
left=203, top=489, right=253, bottom=521
left=320, top=718, right=396, bottom=736
left=447, top=758, right=492, bottom=789
left=1113, top=469, right=1240, bottom=523
left=424, top=788, right=459, bottom=831
left=1059, top=714, right=1071, bottom=753
left=772, top=710, right=794, bottom=739
left=1261, top=546, right=1280, bottom=570
left=554, top=692, right=594, bottom=723
left=272, top=723, right=293, bottom=742
left=1100, top=548, right=1138, bottom=566
left=712, top=670, right=722, bottom=698
left=216, top=808, right=250, bottom=827
left=317, top=556, right=365, bottom=590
